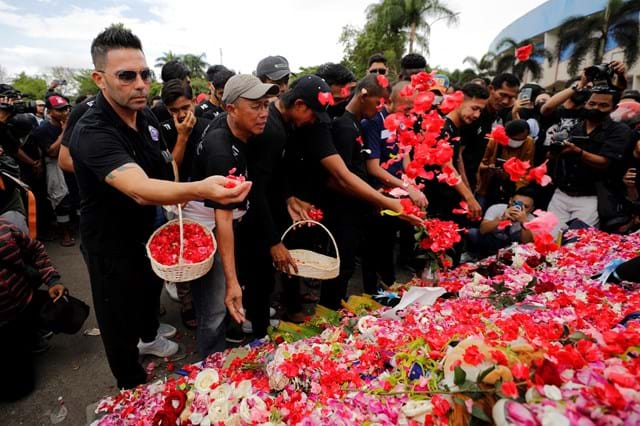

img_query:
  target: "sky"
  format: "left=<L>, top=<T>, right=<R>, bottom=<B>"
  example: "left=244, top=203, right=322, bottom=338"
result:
left=0, top=0, right=548, bottom=79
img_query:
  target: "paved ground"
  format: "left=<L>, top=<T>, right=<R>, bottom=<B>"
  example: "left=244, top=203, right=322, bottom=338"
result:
left=0, top=234, right=409, bottom=425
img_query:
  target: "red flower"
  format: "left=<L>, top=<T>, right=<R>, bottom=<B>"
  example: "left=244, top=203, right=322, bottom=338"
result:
left=515, top=44, right=534, bottom=62
left=503, top=157, right=530, bottom=182
left=376, top=74, right=389, bottom=88
left=533, top=233, right=559, bottom=256
left=431, top=395, right=451, bottom=417
left=490, top=349, right=508, bottom=365
left=356, top=136, right=364, bottom=145
left=438, top=91, right=464, bottom=114
left=318, top=91, right=335, bottom=106
left=452, top=201, right=469, bottom=216
left=497, top=220, right=512, bottom=230
left=413, top=92, right=435, bottom=114
left=488, top=125, right=509, bottom=146
left=383, top=113, right=402, bottom=132
left=526, top=160, right=552, bottom=186
left=500, top=381, right=519, bottom=399
left=463, top=344, right=484, bottom=366
left=224, top=167, right=246, bottom=188
left=533, top=359, right=563, bottom=386
left=340, top=85, right=351, bottom=98
left=511, top=363, right=530, bottom=381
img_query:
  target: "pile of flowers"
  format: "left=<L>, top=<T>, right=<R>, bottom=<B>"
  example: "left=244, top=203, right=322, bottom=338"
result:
left=148, top=223, right=215, bottom=266
left=97, top=228, right=640, bottom=425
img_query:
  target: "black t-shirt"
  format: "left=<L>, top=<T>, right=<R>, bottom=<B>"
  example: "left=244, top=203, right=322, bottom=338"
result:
left=282, top=123, right=338, bottom=206
left=69, top=92, right=174, bottom=255
left=461, top=107, right=508, bottom=190
left=61, top=97, right=95, bottom=148
left=243, top=103, right=290, bottom=247
left=28, top=121, right=62, bottom=155
left=195, top=99, right=224, bottom=121
left=150, top=101, right=172, bottom=123
left=160, top=116, right=210, bottom=182
left=554, top=117, right=632, bottom=195
left=0, top=121, right=20, bottom=157
left=191, top=117, right=247, bottom=211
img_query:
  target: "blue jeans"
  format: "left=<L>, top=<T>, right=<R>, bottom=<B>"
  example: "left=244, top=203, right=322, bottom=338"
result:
left=191, top=252, right=226, bottom=359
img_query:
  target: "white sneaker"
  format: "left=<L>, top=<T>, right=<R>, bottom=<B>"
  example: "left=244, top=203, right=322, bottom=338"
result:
left=138, top=337, right=179, bottom=358
left=242, top=321, right=253, bottom=334
left=157, top=323, right=176, bottom=339
left=164, top=281, right=180, bottom=302
left=269, top=307, right=276, bottom=318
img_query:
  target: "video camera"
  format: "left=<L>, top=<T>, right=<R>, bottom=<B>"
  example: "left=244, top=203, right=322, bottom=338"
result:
left=547, top=128, right=590, bottom=150
left=0, top=84, right=38, bottom=115
left=584, top=63, right=615, bottom=88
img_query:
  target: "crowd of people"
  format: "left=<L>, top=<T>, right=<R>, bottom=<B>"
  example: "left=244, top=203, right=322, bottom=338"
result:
left=1, top=23, right=640, bottom=397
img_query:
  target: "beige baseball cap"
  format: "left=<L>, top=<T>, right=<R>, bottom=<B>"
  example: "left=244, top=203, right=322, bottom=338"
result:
left=222, top=74, right=279, bottom=104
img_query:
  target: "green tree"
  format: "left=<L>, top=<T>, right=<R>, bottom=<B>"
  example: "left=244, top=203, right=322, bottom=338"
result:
left=448, top=68, right=480, bottom=87
left=463, top=53, right=495, bottom=79
left=73, top=69, right=100, bottom=97
left=294, top=65, right=321, bottom=79
left=190, top=77, right=210, bottom=96
left=155, top=50, right=182, bottom=68
left=371, top=0, right=459, bottom=54
left=11, top=72, right=47, bottom=99
left=493, top=38, right=553, bottom=82
left=181, top=53, right=208, bottom=79
left=556, top=0, right=640, bottom=76
left=340, top=20, right=405, bottom=77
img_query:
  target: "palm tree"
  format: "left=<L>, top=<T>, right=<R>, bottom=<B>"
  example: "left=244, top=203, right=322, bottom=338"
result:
left=556, top=0, right=640, bottom=76
left=371, top=0, right=459, bottom=54
left=155, top=51, right=182, bottom=68
left=463, top=52, right=495, bottom=78
left=493, top=38, right=553, bottom=82
left=181, top=53, right=208, bottom=79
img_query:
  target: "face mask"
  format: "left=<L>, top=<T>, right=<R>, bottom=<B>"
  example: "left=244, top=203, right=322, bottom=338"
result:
left=582, top=108, right=609, bottom=121
left=508, top=138, right=525, bottom=148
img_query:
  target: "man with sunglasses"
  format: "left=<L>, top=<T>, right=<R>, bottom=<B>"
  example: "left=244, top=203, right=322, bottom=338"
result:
left=69, top=25, right=251, bottom=390
left=367, top=53, right=387, bottom=76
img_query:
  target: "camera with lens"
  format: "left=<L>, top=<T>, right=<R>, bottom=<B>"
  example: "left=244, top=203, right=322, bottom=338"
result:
left=0, top=84, right=38, bottom=115
left=584, top=63, right=615, bottom=87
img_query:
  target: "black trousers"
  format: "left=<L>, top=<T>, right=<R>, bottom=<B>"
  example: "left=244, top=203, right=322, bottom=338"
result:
left=320, top=207, right=360, bottom=310
left=361, top=212, right=397, bottom=293
left=0, top=290, right=48, bottom=401
left=235, top=223, right=275, bottom=338
left=82, top=247, right=161, bottom=389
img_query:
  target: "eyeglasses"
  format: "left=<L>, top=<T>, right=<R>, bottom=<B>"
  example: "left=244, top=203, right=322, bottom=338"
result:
left=97, top=68, right=153, bottom=84
left=369, top=68, right=387, bottom=75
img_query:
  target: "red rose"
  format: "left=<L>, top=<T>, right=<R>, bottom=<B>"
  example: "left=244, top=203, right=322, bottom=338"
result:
left=500, top=381, right=519, bottom=399
left=463, top=344, right=484, bottom=366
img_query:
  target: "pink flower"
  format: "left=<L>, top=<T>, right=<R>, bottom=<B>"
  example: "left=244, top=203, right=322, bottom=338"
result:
left=524, top=210, right=559, bottom=236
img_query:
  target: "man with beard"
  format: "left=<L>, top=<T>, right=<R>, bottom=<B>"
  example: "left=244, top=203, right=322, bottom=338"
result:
left=547, top=86, right=632, bottom=234
left=69, top=25, right=251, bottom=389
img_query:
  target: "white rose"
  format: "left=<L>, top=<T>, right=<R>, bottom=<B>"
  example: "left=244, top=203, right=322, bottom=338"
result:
left=541, top=406, right=569, bottom=426
left=190, top=412, right=204, bottom=425
left=210, top=383, right=232, bottom=402
left=208, top=400, right=231, bottom=422
left=194, top=368, right=219, bottom=393
left=233, top=380, right=252, bottom=399
left=357, top=315, right=379, bottom=335
left=542, top=385, right=562, bottom=401
left=401, top=400, right=433, bottom=419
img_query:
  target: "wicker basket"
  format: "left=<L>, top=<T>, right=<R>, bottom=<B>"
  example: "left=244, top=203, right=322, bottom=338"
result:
left=146, top=205, right=216, bottom=282
left=281, top=220, right=340, bottom=280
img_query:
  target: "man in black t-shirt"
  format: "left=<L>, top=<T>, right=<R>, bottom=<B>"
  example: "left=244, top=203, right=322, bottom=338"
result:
left=69, top=26, right=251, bottom=389
left=548, top=87, right=632, bottom=233
left=256, top=55, right=291, bottom=96
left=160, top=79, right=210, bottom=182
left=189, top=74, right=278, bottom=357
left=150, top=60, right=191, bottom=123
left=315, top=63, right=357, bottom=119
left=460, top=73, right=520, bottom=192
left=196, top=66, right=234, bottom=121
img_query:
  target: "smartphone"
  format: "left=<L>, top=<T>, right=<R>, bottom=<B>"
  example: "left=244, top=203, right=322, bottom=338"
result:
left=519, top=88, right=532, bottom=102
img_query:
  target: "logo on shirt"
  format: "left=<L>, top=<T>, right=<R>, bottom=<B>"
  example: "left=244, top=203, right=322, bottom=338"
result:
left=148, top=125, right=160, bottom=142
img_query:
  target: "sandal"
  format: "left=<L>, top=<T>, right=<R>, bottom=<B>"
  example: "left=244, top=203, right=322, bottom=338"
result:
left=181, top=308, right=197, bottom=330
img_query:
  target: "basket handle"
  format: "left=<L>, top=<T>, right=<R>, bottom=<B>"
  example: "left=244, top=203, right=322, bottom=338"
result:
left=281, top=220, right=340, bottom=262
left=178, top=204, right=184, bottom=265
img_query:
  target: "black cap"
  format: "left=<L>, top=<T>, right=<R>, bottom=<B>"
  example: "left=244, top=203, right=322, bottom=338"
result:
left=256, top=55, right=290, bottom=81
left=622, top=89, right=640, bottom=103
left=289, top=75, right=332, bottom=123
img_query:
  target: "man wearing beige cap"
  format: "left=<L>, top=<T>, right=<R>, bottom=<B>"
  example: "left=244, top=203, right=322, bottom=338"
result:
left=188, top=74, right=278, bottom=357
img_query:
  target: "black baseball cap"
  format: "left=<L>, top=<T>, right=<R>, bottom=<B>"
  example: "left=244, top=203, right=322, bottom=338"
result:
left=256, top=56, right=290, bottom=81
left=622, top=89, right=640, bottom=103
left=289, top=75, right=332, bottom=123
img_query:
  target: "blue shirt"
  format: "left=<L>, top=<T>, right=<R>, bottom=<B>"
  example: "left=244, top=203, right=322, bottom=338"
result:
left=361, top=109, right=403, bottom=188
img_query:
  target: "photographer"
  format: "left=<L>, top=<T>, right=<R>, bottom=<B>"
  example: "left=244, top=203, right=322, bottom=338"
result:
left=547, top=84, right=632, bottom=234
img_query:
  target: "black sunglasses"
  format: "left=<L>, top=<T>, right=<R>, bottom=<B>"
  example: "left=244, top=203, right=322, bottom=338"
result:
left=97, top=68, right=153, bottom=84
left=369, top=68, right=387, bottom=75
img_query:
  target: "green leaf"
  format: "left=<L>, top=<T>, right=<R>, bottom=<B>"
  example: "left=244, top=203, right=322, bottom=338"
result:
left=476, top=365, right=495, bottom=383
left=568, top=331, right=591, bottom=342
left=471, top=404, right=491, bottom=422
left=454, top=366, right=467, bottom=386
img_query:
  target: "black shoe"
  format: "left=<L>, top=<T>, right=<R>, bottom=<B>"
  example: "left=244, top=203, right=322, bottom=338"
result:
left=32, top=335, right=50, bottom=354
left=225, top=327, right=246, bottom=343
